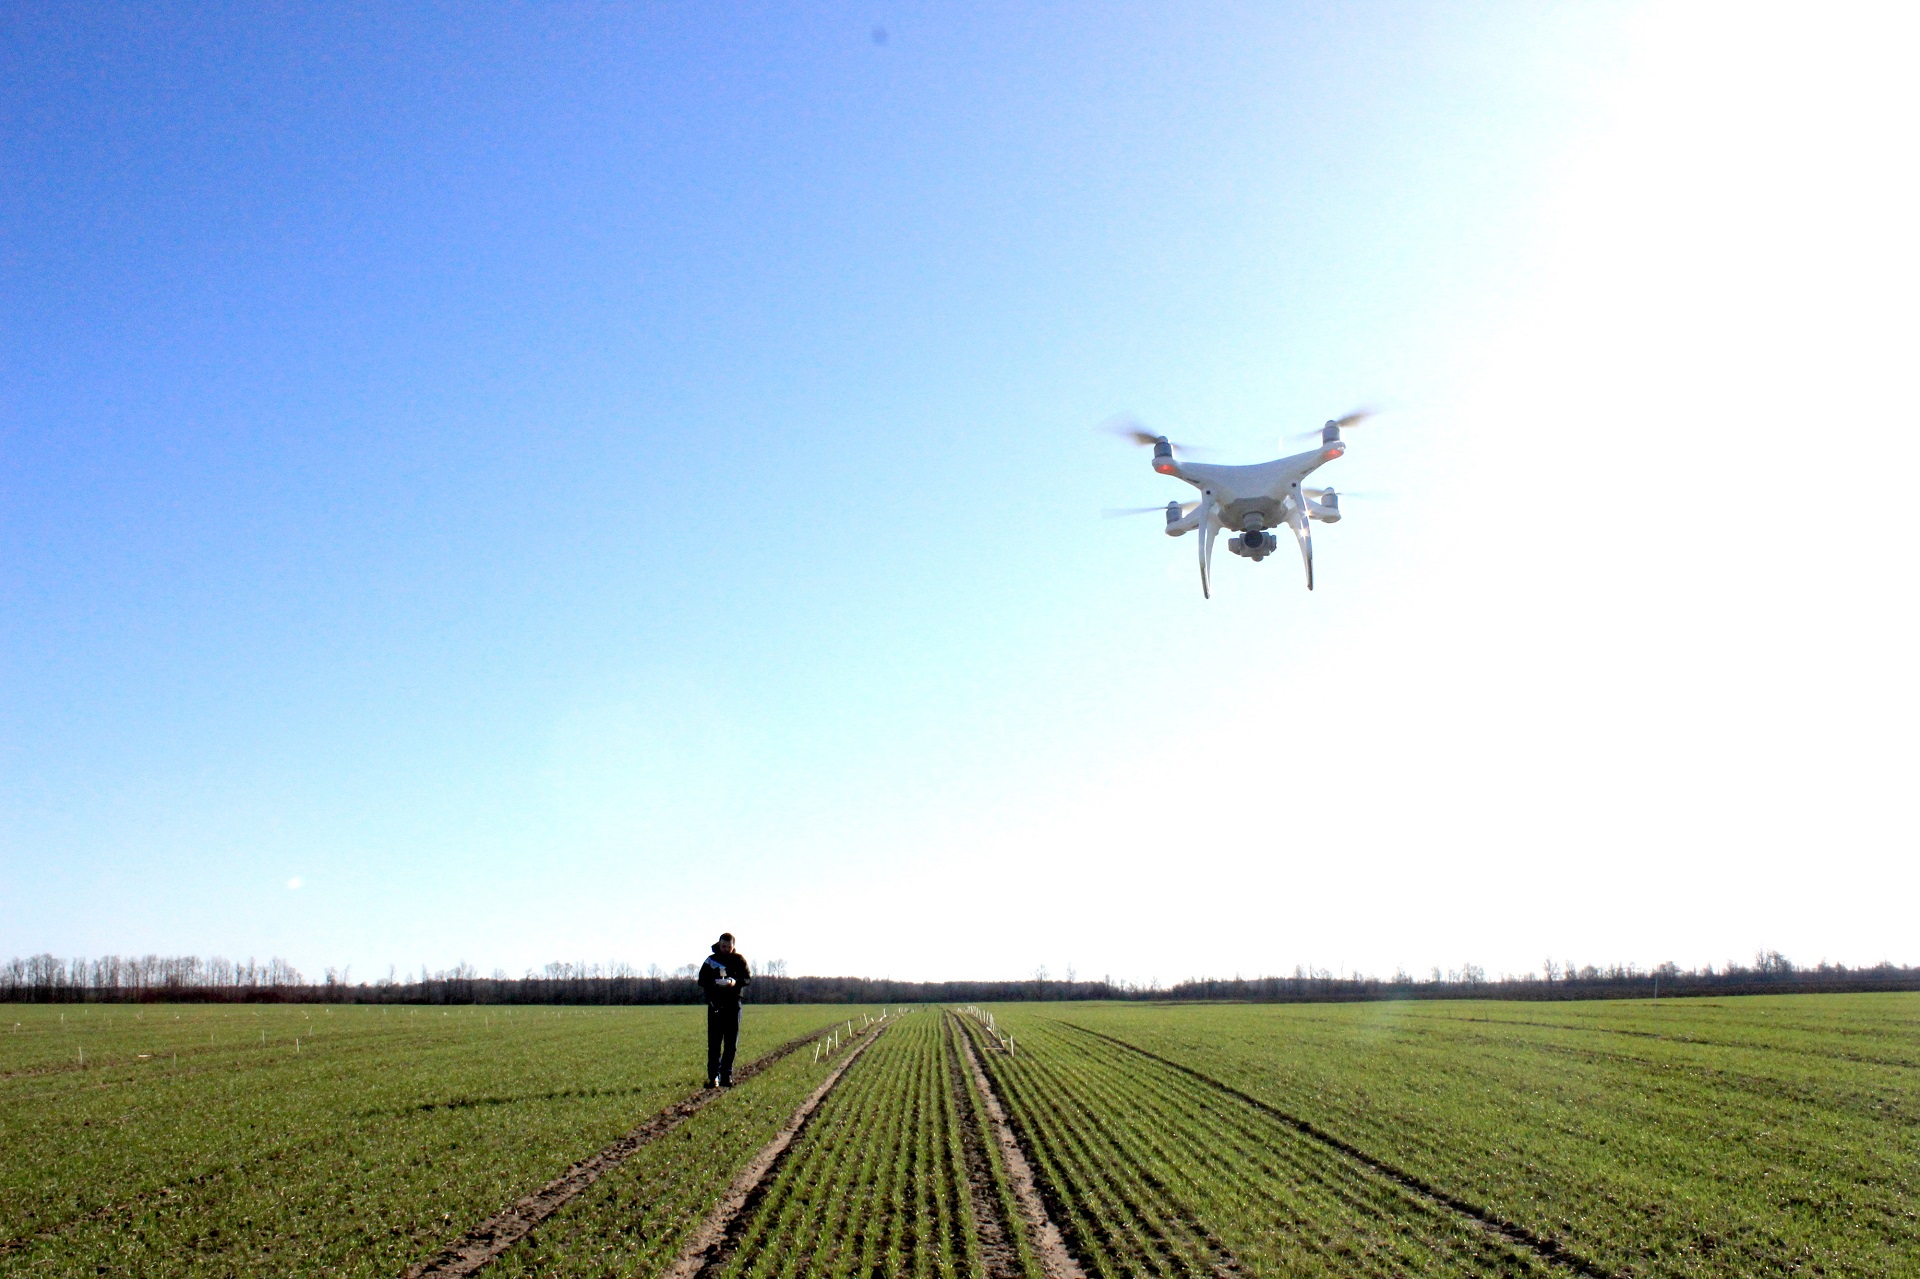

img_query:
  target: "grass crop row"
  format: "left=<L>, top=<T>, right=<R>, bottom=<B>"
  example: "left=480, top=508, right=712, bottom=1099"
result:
left=483, top=1037, right=836, bottom=1279
left=957, top=1013, right=1548, bottom=1278
left=1006, top=994, right=1920, bottom=1278
left=719, top=1007, right=975, bottom=1279
left=0, top=1002, right=856, bottom=1277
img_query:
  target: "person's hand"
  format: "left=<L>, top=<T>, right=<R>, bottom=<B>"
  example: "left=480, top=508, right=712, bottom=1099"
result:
left=717, top=976, right=735, bottom=987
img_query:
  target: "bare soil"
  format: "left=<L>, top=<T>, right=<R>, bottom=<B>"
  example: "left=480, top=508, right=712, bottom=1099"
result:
left=942, top=1013, right=1023, bottom=1279
left=951, top=1014, right=1089, bottom=1279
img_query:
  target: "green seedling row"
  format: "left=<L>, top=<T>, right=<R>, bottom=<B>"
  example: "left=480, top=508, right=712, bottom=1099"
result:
left=958, top=1012, right=1545, bottom=1278
left=483, top=1008, right=909, bottom=1279
left=0, top=1002, right=857, bottom=1277
left=484, top=1040, right=836, bottom=1279
left=981, top=994, right=1920, bottom=1278
left=721, top=1007, right=977, bottom=1279
left=6, top=994, right=1914, bottom=1278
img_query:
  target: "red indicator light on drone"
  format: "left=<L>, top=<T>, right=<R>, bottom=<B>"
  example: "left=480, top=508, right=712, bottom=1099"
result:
left=1154, top=461, right=1176, bottom=474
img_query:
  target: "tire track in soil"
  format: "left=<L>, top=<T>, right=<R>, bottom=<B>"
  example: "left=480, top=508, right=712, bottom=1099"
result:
left=402, top=1022, right=841, bottom=1279
left=1060, top=1022, right=1623, bottom=1279
left=942, top=1013, right=1022, bottom=1279
left=660, top=1014, right=893, bottom=1279
left=951, top=1015, right=1090, bottom=1279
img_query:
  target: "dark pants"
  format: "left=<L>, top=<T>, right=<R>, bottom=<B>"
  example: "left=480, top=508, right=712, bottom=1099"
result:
left=706, top=1003, right=740, bottom=1084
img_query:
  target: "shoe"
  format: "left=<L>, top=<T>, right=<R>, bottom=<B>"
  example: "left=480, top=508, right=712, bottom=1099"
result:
left=718, top=1078, right=733, bottom=1088
left=707, top=1077, right=719, bottom=1089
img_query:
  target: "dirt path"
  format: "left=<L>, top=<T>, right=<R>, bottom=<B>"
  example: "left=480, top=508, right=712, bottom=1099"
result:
left=660, top=1015, right=892, bottom=1279
left=942, top=1013, right=1022, bottom=1279
left=1061, top=1022, right=1622, bottom=1279
left=950, top=1015, right=1089, bottom=1279
left=402, top=1023, right=839, bottom=1279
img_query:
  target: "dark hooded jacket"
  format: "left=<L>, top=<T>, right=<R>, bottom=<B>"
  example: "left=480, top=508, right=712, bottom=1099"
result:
left=698, top=946, right=750, bottom=1009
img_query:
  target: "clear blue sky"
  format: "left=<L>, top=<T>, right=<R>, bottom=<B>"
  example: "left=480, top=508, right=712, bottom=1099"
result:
left=4, top=3, right=1915, bottom=984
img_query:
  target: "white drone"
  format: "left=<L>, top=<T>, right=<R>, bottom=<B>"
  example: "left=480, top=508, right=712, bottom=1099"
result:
left=1107, top=410, right=1372, bottom=597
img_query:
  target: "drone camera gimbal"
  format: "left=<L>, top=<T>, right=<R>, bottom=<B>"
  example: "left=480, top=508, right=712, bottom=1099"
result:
left=1228, top=530, right=1279, bottom=561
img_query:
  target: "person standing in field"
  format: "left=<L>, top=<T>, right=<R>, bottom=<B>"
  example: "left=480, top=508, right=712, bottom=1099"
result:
left=698, top=932, right=751, bottom=1088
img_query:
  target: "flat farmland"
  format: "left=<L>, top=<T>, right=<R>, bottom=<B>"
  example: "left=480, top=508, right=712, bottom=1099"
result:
left=970, top=994, right=1920, bottom=1278
left=3, top=994, right=1915, bottom=1277
left=0, top=1002, right=858, bottom=1276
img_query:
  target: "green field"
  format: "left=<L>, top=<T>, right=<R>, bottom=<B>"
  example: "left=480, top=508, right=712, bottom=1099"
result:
left=972, top=995, right=1920, bottom=1278
left=3, top=994, right=1915, bottom=1277
left=0, top=1002, right=858, bottom=1275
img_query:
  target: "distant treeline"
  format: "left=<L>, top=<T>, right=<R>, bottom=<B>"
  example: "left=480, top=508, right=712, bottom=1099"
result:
left=5, top=950, right=1917, bottom=1005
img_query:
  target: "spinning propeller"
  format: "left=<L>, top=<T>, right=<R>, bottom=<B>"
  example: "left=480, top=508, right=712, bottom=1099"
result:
left=1285, top=408, right=1375, bottom=447
left=1098, top=414, right=1209, bottom=457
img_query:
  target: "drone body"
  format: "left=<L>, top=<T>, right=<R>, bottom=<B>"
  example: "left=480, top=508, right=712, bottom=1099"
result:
left=1114, top=413, right=1367, bottom=597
